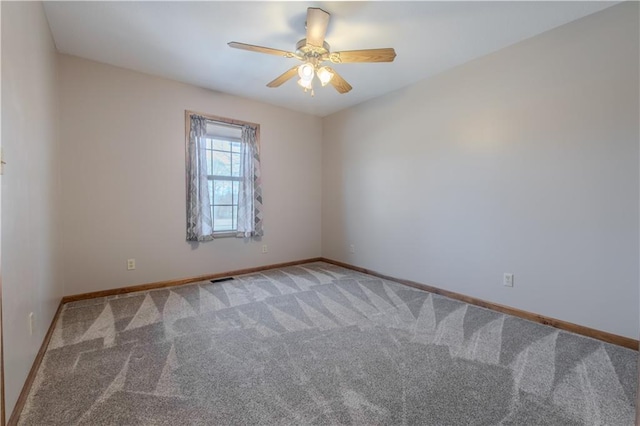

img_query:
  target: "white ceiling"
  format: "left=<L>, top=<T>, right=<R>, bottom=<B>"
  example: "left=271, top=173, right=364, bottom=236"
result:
left=43, top=1, right=617, bottom=117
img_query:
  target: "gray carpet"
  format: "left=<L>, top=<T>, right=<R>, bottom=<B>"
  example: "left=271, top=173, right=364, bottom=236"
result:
left=19, top=262, right=637, bottom=425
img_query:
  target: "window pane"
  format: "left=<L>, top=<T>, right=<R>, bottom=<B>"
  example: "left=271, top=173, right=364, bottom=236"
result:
left=213, top=139, right=230, bottom=151
left=208, top=180, right=214, bottom=203
left=231, top=141, right=242, bottom=153
left=232, top=153, right=241, bottom=177
left=213, top=205, right=233, bottom=231
left=213, top=180, right=233, bottom=205
left=232, top=181, right=239, bottom=205
left=232, top=205, right=238, bottom=230
left=206, top=149, right=213, bottom=174
left=212, top=151, right=231, bottom=176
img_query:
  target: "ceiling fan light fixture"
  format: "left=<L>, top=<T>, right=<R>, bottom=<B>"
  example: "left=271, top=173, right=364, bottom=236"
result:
left=297, top=78, right=313, bottom=90
left=298, top=62, right=315, bottom=82
left=317, top=66, right=334, bottom=86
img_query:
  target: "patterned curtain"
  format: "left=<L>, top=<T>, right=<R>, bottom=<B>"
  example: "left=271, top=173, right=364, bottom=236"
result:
left=186, top=115, right=213, bottom=241
left=237, top=125, right=264, bottom=238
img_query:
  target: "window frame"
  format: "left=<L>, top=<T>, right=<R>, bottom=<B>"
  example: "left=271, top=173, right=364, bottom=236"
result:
left=185, top=110, right=261, bottom=238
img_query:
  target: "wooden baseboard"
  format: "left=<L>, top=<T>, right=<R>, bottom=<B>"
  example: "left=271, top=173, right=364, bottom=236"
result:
left=321, top=258, right=639, bottom=351
left=62, top=257, right=323, bottom=303
left=8, top=301, right=64, bottom=426
left=1, top=284, right=5, bottom=426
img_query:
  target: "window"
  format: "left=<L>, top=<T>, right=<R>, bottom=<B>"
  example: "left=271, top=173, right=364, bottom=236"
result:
left=205, top=128, right=242, bottom=233
left=186, top=111, right=263, bottom=241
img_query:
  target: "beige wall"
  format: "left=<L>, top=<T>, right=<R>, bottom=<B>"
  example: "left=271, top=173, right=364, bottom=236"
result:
left=322, top=2, right=639, bottom=339
left=1, top=2, right=63, bottom=415
left=58, top=55, right=323, bottom=296
left=1, top=0, right=638, bottom=417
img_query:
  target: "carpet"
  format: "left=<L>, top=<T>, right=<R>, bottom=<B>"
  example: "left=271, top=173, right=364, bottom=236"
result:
left=18, top=262, right=637, bottom=425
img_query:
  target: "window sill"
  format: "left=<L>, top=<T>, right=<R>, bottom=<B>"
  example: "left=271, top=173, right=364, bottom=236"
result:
left=213, top=231, right=237, bottom=239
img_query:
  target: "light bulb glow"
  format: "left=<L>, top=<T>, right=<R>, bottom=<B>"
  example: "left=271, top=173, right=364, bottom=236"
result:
left=298, top=63, right=315, bottom=82
left=317, top=67, right=334, bottom=86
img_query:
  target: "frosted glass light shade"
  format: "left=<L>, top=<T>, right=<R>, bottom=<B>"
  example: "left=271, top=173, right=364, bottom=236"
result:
left=298, top=63, right=315, bottom=82
left=317, top=66, right=334, bottom=86
left=297, top=78, right=313, bottom=89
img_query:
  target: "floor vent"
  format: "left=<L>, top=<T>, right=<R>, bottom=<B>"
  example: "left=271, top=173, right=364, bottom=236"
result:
left=210, top=277, right=234, bottom=284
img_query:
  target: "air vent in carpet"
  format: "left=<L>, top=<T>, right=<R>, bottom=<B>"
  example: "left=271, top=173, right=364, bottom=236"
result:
left=210, top=277, right=234, bottom=284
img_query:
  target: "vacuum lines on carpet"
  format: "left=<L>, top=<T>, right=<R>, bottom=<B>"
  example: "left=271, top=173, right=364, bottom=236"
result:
left=18, top=262, right=637, bottom=424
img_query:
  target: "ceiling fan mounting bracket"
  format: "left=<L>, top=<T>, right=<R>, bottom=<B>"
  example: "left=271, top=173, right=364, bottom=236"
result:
left=295, top=39, right=330, bottom=62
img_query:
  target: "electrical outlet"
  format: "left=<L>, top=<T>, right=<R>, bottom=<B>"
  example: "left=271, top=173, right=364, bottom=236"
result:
left=127, top=258, right=136, bottom=270
left=0, top=147, right=5, bottom=176
left=262, top=245, right=268, bottom=254
left=29, top=312, right=35, bottom=336
left=349, top=244, right=355, bottom=254
left=503, top=273, right=514, bottom=287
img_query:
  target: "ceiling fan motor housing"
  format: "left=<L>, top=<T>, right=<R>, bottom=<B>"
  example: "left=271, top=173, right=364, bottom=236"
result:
left=296, top=39, right=330, bottom=62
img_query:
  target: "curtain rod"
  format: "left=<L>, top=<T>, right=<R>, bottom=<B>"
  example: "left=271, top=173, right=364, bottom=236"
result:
left=186, top=110, right=259, bottom=130
left=206, top=120, right=244, bottom=130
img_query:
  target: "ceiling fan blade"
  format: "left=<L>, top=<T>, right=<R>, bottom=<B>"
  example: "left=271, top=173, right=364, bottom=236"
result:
left=228, top=42, right=296, bottom=58
left=325, top=67, right=352, bottom=94
left=306, top=8, right=330, bottom=47
left=266, top=66, right=300, bottom=88
left=329, top=48, right=397, bottom=63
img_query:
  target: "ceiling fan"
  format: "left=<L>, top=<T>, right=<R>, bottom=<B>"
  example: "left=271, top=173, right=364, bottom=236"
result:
left=228, top=7, right=397, bottom=96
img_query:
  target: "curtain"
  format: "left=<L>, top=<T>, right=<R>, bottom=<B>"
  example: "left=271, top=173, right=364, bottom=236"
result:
left=186, top=115, right=213, bottom=241
left=237, top=125, right=264, bottom=238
